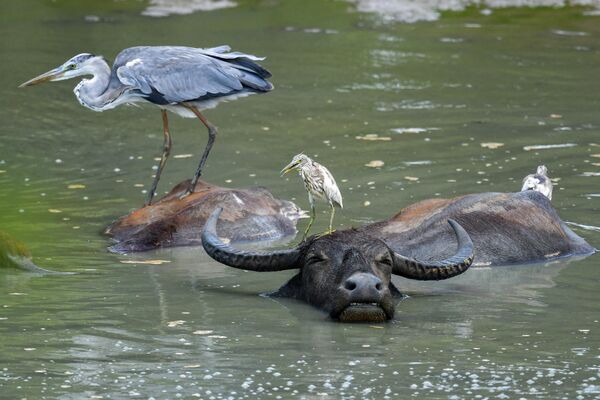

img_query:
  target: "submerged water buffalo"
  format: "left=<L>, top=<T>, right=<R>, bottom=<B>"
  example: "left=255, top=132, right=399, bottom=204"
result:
left=375, top=191, right=594, bottom=266
left=106, top=179, right=303, bottom=252
left=203, top=208, right=475, bottom=322
left=201, top=191, right=595, bottom=322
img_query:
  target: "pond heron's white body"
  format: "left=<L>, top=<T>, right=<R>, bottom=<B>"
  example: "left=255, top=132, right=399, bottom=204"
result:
left=19, top=45, right=273, bottom=205
left=281, top=154, right=343, bottom=240
left=521, top=165, right=553, bottom=200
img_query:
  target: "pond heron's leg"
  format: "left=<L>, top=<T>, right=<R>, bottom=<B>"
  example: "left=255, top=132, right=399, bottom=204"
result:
left=181, top=103, right=218, bottom=197
left=328, top=203, right=335, bottom=233
left=302, top=201, right=316, bottom=242
left=315, top=204, right=336, bottom=238
left=147, top=110, right=172, bottom=206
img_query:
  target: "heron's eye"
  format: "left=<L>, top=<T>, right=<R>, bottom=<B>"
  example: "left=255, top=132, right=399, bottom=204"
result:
left=67, top=64, right=76, bottom=70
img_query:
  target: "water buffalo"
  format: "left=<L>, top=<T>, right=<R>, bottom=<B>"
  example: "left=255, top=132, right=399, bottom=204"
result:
left=202, top=208, right=474, bottom=322
left=201, top=191, right=595, bottom=322
left=106, top=179, right=303, bottom=252
left=375, top=191, right=594, bottom=266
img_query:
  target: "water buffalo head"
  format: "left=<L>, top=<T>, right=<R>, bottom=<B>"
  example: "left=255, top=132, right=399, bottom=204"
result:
left=202, top=208, right=474, bottom=322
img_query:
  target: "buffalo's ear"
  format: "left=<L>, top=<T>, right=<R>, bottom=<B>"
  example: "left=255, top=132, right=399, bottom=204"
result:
left=267, top=273, right=304, bottom=300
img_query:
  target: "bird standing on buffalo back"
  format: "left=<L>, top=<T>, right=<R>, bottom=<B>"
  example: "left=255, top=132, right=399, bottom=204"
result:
left=521, top=165, right=553, bottom=200
left=19, top=45, right=274, bottom=205
left=281, top=154, right=343, bottom=241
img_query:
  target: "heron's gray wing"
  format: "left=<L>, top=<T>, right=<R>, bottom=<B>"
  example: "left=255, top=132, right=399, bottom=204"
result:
left=114, top=46, right=272, bottom=104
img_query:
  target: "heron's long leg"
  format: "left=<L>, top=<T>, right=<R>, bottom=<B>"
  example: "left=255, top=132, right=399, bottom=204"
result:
left=181, top=103, right=218, bottom=196
left=328, top=203, right=335, bottom=233
left=301, top=202, right=316, bottom=242
left=147, top=110, right=172, bottom=206
left=315, top=204, right=336, bottom=239
left=301, top=191, right=316, bottom=242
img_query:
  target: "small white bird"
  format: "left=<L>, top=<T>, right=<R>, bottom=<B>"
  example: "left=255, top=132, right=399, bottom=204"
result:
left=521, top=165, right=553, bottom=200
left=281, top=154, right=343, bottom=240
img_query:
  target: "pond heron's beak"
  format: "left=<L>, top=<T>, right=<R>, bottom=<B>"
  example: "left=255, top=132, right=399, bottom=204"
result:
left=280, top=162, right=297, bottom=177
left=19, top=67, right=65, bottom=88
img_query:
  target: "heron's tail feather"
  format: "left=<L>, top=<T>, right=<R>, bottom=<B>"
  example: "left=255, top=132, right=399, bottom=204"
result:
left=202, top=47, right=273, bottom=79
left=205, top=45, right=232, bottom=54
left=230, top=58, right=272, bottom=79
left=238, top=71, right=274, bottom=92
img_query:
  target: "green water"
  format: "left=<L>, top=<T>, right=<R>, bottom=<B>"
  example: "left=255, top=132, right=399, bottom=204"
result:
left=1, top=1, right=600, bottom=398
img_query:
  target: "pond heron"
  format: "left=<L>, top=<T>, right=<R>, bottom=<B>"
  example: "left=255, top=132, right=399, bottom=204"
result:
left=521, top=165, right=553, bottom=200
left=281, top=154, right=343, bottom=241
left=19, top=45, right=273, bottom=205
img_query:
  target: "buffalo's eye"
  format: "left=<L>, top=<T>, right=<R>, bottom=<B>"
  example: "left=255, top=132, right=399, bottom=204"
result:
left=306, top=254, right=326, bottom=265
left=377, top=256, right=393, bottom=266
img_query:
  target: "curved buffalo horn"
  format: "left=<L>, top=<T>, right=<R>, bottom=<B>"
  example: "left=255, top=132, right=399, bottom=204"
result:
left=392, top=219, right=474, bottom=280
left=202, top=208, right=302, bottom=271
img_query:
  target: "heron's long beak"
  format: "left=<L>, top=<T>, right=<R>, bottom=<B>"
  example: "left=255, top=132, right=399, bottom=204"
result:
left=19, top=67, right=65, bottom=88
left=280, top=162, right=298, bottom=177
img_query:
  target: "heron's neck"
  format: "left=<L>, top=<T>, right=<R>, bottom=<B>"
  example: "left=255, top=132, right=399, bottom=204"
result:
left=73, top=58, right=113, bottom=111
left=298, top=163, right=315, bottom=183
left=299, top=161, right=316, bottom=174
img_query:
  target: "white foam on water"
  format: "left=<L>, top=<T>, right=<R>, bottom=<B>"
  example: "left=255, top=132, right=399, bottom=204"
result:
left=523, top=143, right=577, bottom=151
left=142, top=0, right=237, bottom=17
left=552, top=29, right=590, bottom=36
left=348, top=0, right=600, bottom=23
left=404, top=160, right=433, bottom=165
left=391, top=127, right=440, bottom=134
left=565, top=221, right=600, bottom=232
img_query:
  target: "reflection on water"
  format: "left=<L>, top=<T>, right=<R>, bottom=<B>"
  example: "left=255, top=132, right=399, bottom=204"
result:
left=0, top=0, right=599, bottom=398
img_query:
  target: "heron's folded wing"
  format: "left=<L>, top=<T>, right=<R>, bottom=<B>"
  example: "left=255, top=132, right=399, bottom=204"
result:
left=114, top=46, right=270, bottom=103
left=322, top=169, right=343, bottom=208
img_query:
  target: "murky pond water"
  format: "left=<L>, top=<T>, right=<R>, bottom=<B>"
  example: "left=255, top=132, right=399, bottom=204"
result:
left=1, top=1, right=600, bottom=398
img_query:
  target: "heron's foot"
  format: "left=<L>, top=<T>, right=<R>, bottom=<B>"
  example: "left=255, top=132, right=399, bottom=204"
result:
left=178, top=187, right=194, bottom=200
left=145, top=192, right=155, bottom=207
left=315, top=229, right=336, bottom=239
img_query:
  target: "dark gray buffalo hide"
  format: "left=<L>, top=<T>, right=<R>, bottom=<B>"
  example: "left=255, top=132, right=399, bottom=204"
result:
left=370, top=191, right=594, bottom=266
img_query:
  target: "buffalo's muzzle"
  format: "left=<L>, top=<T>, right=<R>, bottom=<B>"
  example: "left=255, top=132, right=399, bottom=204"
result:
left=342, top=272, right=384, bottom=302
left=336, top=272, right=392, bottom=322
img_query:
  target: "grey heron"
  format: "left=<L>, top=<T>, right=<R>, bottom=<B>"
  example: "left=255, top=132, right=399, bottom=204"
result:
left=281, top=154, right=343, bottom=241
left=19, top=45, right=274, bottom=205
left=521, top=165, right=553, bottom=200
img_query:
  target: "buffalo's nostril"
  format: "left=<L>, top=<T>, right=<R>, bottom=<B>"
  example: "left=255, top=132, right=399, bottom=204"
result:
left=345, top=280, right=357, bottom=291
left=343, top=273, right=383, bottom=296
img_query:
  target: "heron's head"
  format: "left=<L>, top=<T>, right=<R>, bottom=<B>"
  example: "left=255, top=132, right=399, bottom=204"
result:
left=19, top=53, right=104, bottom=88
left=280, top=153, right=311, bottom=176
left=536, top=165, right=548, bottom=176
